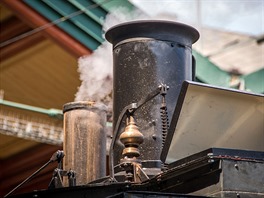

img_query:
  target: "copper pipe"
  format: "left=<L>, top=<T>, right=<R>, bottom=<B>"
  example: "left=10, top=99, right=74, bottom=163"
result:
left=63, top=101, right=106, bottom=185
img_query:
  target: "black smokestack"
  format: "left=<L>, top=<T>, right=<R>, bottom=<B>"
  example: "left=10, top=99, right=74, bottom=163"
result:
left=106, top=20, right=199, bottom=167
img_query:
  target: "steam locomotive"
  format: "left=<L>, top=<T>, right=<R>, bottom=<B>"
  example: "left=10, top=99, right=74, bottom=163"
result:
left=6, top=20, right=264, bottom=198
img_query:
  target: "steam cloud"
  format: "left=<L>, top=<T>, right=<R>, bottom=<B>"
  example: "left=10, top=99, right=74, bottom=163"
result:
left=74, top=42, right=112, bottom=106
left=74, top=7, right=178, bottom=109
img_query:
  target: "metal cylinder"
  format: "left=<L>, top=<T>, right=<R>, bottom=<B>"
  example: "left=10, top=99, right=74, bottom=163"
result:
left=105, top=20, right=199, bottom=166
left=63, top=101, right=106, bottom=185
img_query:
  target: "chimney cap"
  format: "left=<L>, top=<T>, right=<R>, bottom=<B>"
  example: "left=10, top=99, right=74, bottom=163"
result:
left=105, top=20, right=199, bottom=47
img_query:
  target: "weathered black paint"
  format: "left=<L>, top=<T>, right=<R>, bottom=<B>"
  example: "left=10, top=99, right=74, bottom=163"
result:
left=106, top=20, right=199, bottom=166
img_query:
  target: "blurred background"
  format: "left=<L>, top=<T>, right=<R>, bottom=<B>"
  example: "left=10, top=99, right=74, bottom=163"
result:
left=0, top=0, right=263, bottom=196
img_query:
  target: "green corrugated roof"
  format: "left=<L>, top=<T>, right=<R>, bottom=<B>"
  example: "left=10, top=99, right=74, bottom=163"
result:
left=242, top=68, right=264, bottom=93
left=23, top=0, right=135, bottom=50
left=194, top=50, right=264, bottom=93
left=193, top=50, right=231, bottom=87
left=92, top=0, right=135, bottom=12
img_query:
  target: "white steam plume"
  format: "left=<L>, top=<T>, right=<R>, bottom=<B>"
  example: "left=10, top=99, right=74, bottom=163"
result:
left=75, top=42, right=112, bottom=105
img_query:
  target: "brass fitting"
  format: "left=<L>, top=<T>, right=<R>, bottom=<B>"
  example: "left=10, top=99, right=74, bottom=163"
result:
left=119, top=116, right=143, bottom=158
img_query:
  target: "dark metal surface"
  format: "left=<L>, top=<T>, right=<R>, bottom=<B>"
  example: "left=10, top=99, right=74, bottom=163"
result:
left=105, top=20, right=199, bottom=167
left=9, top=148, right=263, bottom=198
left=9, top=184, right=208, bottom=198
left=9, top=183, right=130, bottom=198
left=168, top=147, right=264, bottom=169
left=158, top=148, right=264, bottom=197
left=194, top=160, right=264, bottom=197
left=108, top=191, right=208, bottom=198
left=142, top=152, right=222, bottom=194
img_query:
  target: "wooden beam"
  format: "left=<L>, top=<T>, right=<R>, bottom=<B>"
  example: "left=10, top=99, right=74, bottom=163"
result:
left=0, top=31, right=45, bottom=62
left=1, top=0, right=92, bottom=58
left=0, top=16, right=31, bottom=42
left=0, top=15, right=46, bottom=61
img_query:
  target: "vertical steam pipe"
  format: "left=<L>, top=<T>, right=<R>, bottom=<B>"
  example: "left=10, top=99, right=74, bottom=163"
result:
left=63, top=101, right=106, bottom=185
left=106, top=20, right=199, bottom=168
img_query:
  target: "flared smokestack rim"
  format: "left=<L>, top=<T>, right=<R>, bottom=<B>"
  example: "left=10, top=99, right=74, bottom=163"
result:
left=105, top=20, right=200, bottom=47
